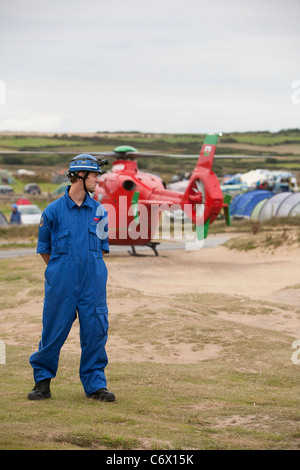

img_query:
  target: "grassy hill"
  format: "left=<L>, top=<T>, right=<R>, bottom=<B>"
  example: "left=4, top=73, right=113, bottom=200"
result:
left=0, top=129, right=299, bottom=182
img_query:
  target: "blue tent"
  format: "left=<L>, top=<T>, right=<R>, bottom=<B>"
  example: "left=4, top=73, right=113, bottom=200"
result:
left=230, top=190, right=273, bottom=218
left=229, top=193, right=244, bottom=214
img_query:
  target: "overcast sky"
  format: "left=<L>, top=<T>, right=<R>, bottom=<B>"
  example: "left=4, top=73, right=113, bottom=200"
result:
left=0, top=0, right=299, bottom=134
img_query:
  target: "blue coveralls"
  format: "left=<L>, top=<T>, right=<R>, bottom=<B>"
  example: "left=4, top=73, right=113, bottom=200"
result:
left=29, top=187, right=110, bottom=395
left=10, top=210, right=21, bottom=225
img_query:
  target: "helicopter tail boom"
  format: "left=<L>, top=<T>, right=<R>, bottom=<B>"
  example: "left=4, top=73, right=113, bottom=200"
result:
left=196, top=134, right=219, bottom=170
left=181, top=134, right=223, bottom=227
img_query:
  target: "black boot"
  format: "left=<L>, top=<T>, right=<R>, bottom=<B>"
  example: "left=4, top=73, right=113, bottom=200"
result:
left=87, top=388, right=115, bottom=402
left=28, top=378, right=51, bottom=400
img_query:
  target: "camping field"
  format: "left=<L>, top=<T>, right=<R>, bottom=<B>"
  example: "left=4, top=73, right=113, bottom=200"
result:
left=1, top=130, right=300, bottom=181
left=0, top=130, right=299, bottom=450
left=0, top=221, right=300, bottom=450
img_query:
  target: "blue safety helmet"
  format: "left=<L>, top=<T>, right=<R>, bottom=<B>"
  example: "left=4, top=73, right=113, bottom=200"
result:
left=67, top=154, right=109, bottom=193
left=68, top=154, right=102, bottom=175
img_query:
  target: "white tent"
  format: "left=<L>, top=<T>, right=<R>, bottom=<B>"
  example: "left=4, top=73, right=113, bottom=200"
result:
left=277, top=193, right=300, bottom=217
left=240, top=169, right=271, bottom=188
left=259, top=192, right=292, bottom=222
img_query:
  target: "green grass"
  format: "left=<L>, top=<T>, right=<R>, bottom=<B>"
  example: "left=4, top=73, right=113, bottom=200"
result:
left=1, top=129, right=300, bottom=150
left=0, top=252, right=300, bottom=450
left=230, top=131, right=300, bottom=146
left=0, top=223, right=39, bottom=239
left=1, top=343, right=299, bottom=450
left=1, top=129, right=300, bottom=157
left=0, top=136, right=84, bottom=150
left=0, top=129, right=299, bottom=186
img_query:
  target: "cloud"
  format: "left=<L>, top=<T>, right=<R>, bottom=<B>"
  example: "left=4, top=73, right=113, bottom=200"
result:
left=0, top=115, right=67, bottom=132
left=0, top=0, right=299, bottom=133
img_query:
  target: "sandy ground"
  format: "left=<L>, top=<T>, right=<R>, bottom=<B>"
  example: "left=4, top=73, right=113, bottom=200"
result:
left=2, top=235, right=300, bottom=367
left=106, top=242, right=300, bottom=363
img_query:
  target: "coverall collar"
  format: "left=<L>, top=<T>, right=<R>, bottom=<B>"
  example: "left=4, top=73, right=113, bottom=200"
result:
left=64, top=185, right=94, bottom=209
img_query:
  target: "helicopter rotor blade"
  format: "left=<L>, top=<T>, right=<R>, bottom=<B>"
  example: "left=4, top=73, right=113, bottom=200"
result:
left=93, top=152, right=273, bottom=160
left=0, top=150, right=77, bottom=155
left=0, top=150, right=273, bottom=160
left=126, top=152, right=199, bottom=159
left=91, top=151, right=119, bottom=157
left=105, top=151, right=271, bottom=160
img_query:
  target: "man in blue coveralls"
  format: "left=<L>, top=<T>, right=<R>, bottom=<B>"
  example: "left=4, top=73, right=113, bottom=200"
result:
left=10, top=204, right=21, bottom=225
left=28, top=154, right=115, bottom=402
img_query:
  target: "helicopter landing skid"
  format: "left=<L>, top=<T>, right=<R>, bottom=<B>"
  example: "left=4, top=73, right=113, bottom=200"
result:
left=128, top=242, right=160, bottom=257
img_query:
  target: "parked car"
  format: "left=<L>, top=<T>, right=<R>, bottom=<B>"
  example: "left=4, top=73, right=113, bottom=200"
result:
left=24, top=183, right=41, bottom=195
left=0, top=185, right=15, bottom=195
left=17, top=204, right=42, bottom=224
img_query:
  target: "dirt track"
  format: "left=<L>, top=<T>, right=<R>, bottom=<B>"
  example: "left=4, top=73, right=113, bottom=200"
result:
left=106, top=242, right=300, bottom=362
left=4, top=237, right=299, bottom=367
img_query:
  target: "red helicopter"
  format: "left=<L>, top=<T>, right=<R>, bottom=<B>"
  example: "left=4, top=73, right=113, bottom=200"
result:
left=93, top=133, right=231, bottom=255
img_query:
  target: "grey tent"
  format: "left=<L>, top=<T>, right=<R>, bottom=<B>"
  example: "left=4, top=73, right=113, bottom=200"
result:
left=0, top=210, right=8, bottom=226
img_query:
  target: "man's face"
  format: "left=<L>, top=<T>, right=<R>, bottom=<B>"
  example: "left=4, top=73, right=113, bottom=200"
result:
left=84, top=171, right=99, bottom=193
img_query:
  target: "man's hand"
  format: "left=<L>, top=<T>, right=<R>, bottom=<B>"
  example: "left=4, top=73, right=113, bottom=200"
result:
left=40, top=253, right=50, bottom=265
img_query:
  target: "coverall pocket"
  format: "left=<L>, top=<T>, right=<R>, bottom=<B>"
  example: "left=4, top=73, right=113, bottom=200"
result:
left=52, top=228, right=69, bottom=254
left=89, top=225, right=101, bottom=253
left=94, top=306, right=109, bottom=338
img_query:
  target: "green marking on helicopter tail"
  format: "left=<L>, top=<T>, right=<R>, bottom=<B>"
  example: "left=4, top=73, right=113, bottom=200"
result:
left=196, top=218, right=210, bottom=240
left=131, top=191, right=140, bottom=224
left=114, top=145, right=138, bottom=153
left=203, top=134, right=218, bottom=146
